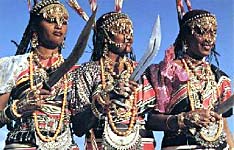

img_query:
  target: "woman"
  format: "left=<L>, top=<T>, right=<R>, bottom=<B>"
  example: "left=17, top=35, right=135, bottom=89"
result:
left=71, top=12, right=156, bottom=150
left=145, top=9, right=233, bottom=150
left=0, top=0, right=80, bottom=149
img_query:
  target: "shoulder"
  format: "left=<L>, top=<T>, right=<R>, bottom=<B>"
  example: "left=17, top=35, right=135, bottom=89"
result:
left=211, top=64, right=229, bottom=77
left=0, top=54, right=29, bottom=73
left=0, top=53, right=29, bottom=65
left=210, top=64, right=230, bottom=80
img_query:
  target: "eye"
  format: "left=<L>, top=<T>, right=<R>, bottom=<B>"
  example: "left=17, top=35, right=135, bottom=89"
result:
left=61, top=18, right=68, bottom=25
left=193, top=26, right=203, bottom=35
left=46, top=18, right=56, bottom=24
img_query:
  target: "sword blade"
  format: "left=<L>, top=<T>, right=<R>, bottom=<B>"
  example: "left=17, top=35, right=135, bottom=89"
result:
left=43, top=9, right=96, bottom=90
left=130, top=15, right=161, bottom=81
left=215, top=95, right=234, bottom=114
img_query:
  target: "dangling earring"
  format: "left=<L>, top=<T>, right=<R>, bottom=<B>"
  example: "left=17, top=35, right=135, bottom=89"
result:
left=61, top=37, right=66, bottom=49
left=182, top=40, right=188, bottom=53
left=31, top=33, right=39, bottom=49
left=103, top=39, right=109, bottom=56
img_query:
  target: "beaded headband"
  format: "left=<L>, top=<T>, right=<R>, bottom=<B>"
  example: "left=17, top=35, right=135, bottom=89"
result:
left=181, top=13, right=217, bottom=29
left=31, top=0, right=69, bottom=26
left=97, top=12, right=133, bottom=36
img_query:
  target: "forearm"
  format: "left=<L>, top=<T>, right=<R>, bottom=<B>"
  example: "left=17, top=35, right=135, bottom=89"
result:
left=145, top=113, right=179, bottom=131
left=0, top=93, right=11, bottom=128
left=71, top=105, right=98, bottom=137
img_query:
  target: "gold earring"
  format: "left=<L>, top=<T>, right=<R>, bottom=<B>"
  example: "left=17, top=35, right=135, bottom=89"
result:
left=31, top=33, right=39, bottom=49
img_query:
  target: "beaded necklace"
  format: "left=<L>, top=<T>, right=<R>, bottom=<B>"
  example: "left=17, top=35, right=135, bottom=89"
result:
left=29, top=51, right=68, bottom=142
left=100, top=56, right=137, bottom=136
left=181, top=57, right=224, bottom=146
left=32, top=51, right=64, bottom=70
left=182, top=57, right=219, bottom=110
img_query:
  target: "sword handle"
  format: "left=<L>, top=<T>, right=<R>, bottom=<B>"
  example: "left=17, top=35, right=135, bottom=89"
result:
left=42, top=81, right=51, bottom=91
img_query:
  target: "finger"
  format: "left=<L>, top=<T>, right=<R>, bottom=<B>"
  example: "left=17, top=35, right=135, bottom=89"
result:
left=129, top=80, right=138, bottom=87
left=40, top=89, right=52, bottom=95
left=210, top=111, right=221, bottom=120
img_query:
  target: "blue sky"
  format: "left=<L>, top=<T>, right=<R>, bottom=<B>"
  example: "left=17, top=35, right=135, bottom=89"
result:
left=0, top=0, right=233, bottom=149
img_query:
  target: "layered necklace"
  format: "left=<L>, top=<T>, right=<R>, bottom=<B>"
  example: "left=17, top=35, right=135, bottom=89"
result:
left=182, top=56, right=224, bottom=147
left=182, top=56, right=219, bottom=110
left=29, top=50, right=68, bottom=142
left=99, top=55, right=138, bottom=136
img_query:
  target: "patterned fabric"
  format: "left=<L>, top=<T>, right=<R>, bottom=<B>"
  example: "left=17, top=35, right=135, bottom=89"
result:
left=146, top=46, right=233, bottom=148
left=0, top=54, right=80, bottom=149
left=74, top=60, right=156, bottom=150
left=147, top=46, right=232, bottom=114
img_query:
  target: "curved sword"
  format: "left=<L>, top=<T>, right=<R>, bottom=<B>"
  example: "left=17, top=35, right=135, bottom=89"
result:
left=43, top=9, right=96, bottom=90
left=130, top=15, right=161, bottom=81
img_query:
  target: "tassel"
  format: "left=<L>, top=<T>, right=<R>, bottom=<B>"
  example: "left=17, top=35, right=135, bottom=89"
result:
left=185, top=0, right=192, bottom=11
left=68, top=0, right=89, bottom=21
left=89, top=0, right=97, bottom=13
left=115, top=0, right=123, bottom=13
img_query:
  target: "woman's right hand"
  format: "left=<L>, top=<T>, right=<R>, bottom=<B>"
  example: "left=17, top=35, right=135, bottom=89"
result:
left=183, top=109, right=221, bottom=129
left=16, top=88, right=52, bottom=116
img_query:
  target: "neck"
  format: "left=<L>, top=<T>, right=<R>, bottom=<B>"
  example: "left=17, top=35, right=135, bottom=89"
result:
left=36, top=46, right=59, bottom=59
left=107, top=51, right=124, bottom=63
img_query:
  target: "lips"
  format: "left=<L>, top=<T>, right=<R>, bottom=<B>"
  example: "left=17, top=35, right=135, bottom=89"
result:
left=53, top=31, right=63, bottom=37
left=202, top=42, right=213, bottom=50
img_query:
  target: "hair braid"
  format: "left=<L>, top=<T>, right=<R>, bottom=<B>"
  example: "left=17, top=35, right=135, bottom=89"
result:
left=15, top=22, right=32, bottom=55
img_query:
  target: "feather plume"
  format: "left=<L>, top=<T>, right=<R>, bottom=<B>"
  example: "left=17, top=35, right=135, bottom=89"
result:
left=68, top=0, right=89, bottom=21
left=115, top=0, right=123, bottom=12
left=89, top=0, right=97, bottom=12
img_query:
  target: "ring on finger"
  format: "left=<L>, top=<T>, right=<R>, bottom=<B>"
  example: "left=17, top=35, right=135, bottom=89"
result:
left=193, top=113, right=200, bottom=122
left=210, top=116, right=216, bottom=122
left=210, top=111, right=214, bottom=116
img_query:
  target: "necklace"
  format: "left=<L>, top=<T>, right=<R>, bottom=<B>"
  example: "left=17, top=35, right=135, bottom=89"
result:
left=181, top=58, right=224, bottom=147
left=29, top=51, right=68, bottom=142
left=100, top=56, right=137, bottom=136
left=35, top=49, right=59, bottom=59
left=33, top=50, right=64, bottom=71
left=182, top=58, right=219, bottom=110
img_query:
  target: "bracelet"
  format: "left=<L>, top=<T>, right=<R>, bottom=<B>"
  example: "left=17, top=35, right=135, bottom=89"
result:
left=4, top=100, right=22, bottom=120
left=177, top=112, right=186, bottom=129
left=11, top=100, right=22, bottom=118
left=166, top=115, right=174, bottom=131
left=0, top=108, right=11, bottom=124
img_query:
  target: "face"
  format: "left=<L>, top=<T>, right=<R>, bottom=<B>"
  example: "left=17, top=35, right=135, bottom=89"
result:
left=37, top=18, right=67, bottom=49
left=110, top=32, right=133, bottom=55
left=34, top=4, right=68, bottom=49
left=185, top=16, right=217, bottom=59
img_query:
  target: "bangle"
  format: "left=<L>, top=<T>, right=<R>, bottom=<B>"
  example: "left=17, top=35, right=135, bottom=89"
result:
left=11, top=100, right=22, bottom=118
left=91, top=99, right=102, bottom=119
left=166, top=115, right=174, bottom=131
left=0, top=108, right=11, bottom=124
left=177, top=112, right=186, bottom=129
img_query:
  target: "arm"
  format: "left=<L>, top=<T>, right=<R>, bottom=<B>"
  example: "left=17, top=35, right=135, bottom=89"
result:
left=145, top=111, right=179, bottom=131
left=0, top=93, right=10, bottom=128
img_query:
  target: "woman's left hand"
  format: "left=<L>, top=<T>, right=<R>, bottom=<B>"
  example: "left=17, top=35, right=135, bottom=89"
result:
left=115, top=80, right=138, bottom=98
left=183, top=109, right=221, bottom=129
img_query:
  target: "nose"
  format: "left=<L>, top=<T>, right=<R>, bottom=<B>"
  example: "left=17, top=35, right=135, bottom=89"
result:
left=55, top=18, right=63, bottom=29
left=125, top=35, right=133, bottom=44
left=203, top=33, right=215, bottom=43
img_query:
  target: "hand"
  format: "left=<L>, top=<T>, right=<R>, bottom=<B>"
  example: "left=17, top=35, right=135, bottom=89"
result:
left=114, top=80, right=138, bottom=98
left=183, top=109, right=221, bottom=129
left=16, top=88, right=53, bottom=116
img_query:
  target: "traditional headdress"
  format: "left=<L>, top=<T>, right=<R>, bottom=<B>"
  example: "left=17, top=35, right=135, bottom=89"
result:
left=68, top=0, right=135, bottom=61
left=174, top=0, right=218, bottom=64
left=91, top=12, right=133, bottom=61
left=15, top=0, right=68, bottom=55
